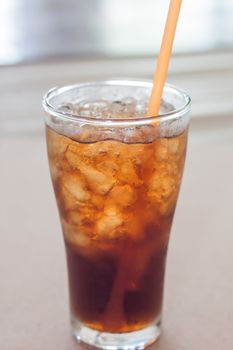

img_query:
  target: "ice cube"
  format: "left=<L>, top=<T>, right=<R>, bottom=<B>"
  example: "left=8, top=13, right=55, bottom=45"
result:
left=66, top=145, right=116, bottom=194
left=63, top=174, right=90, bottom=203
left=84, top=142, right=109, bottom=158
left=98, top=160, right=119, bottom=178
left=167, top=162, right=179, bottom=177
left=78, top=99, right=110, bottom=118
left=116, top=143, right=147, bottom=166
left=118, top=162, right=142, bottom=186
left=60, top=186, right=79, bottom=211
left=148, top=171, right=175, bottom=202
left=110, top=101, right=124, bottom=115
left=78, top=162, right=116, bottom=195
left=140, top=125, right=158, bottom=143
left=122, top=125, right=157, bottom=143
left=46, top=128, right=69, bottom=158
left=73, top=232, right=91, bottom=247
left=122, top=128, right=138, bottom=142
left=96, top=206, right=123, bottom=238
left=167, top=138, right=179, bottom=155
left=90, top=100, right=110, bottom=115
left=155, top=139, right=168, bottom=161
left=135, top=100, right=147, bottom=117
left=68, top=208, right=94, bottom=226
left=121, top=97, right=137, bottom=115
left=108, top=185, right=136, bottom=208
left=65, top=145, right=81, bottom=169
left=48, top=161, right=60, bottom=181
left=82, top=141, right=120, bottom=161
left=121, top=97, right=136, bottom=106
left=167, top=133, right=187, bottom=160
left=147, top=170, right=179, bottom=216
left=62, top=220, right=91, bottom=248
left=77, top=100, right=92, bottom=117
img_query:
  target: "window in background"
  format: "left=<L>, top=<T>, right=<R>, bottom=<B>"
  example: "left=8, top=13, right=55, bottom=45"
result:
left=0, top=0, right=233, bottom=65
left=100, top=0, right=233, bottom=55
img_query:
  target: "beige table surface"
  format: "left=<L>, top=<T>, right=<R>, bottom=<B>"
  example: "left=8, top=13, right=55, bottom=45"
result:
left=1, top=116, right=233, bottom=350
left=1, top=58, right=233, bottom=350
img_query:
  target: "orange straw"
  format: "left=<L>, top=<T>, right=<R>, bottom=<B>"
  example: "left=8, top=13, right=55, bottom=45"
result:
left=147, top=0, right=183, bottom=117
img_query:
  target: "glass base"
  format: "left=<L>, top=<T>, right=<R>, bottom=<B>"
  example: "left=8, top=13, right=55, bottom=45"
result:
left=71, top=316, right=161, bottom=350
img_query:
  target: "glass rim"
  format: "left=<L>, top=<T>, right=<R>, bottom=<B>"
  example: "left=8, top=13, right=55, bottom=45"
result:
left=43, top=80, right=191, bottom=126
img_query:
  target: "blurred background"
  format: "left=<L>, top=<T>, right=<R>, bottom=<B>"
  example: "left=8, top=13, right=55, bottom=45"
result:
left=1, top=0, right=233, bottom=133
left=0, top=0, right=233, bottom=64
left=1, top=2, right=233, bottom=350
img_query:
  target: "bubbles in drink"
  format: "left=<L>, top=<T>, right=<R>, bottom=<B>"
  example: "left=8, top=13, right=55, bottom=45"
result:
left=58, top=96, right=173, bottom=120
left=79, top=100, right=110, bottom=117
left=54, top=96, right=181, bottom=145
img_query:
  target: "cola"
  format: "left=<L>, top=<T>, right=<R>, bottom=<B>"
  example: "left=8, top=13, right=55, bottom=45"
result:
left=46, top=125, right=187, bottom=333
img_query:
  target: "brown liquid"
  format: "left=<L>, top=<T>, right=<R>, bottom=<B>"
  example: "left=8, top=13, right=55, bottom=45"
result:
left=65, top=225, right=169, bottom=333
left=46, top=126, right=187, bottom=333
